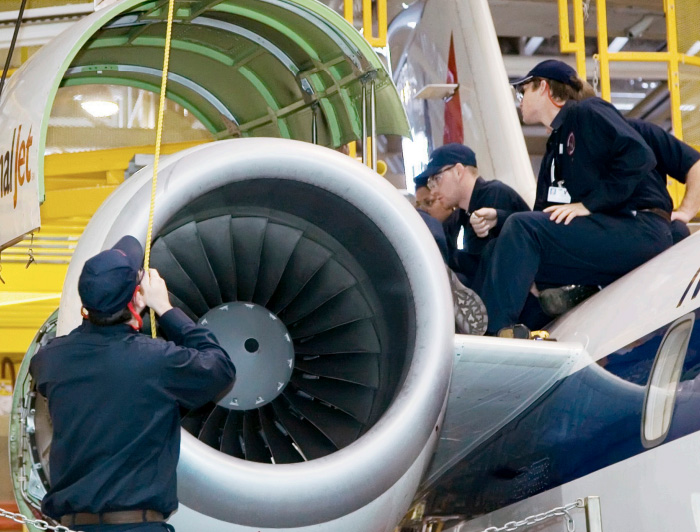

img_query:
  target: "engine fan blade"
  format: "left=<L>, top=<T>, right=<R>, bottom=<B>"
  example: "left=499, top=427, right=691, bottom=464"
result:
left=290, top=375, right=375, bottom=424
left=294, top=319, right=381, bottom=355
left=265, top=238, right=332, bottom=315
left=252, top=223, right=303, bottom=307
left=242, top=411, right=271, bottom=463
left=271, top=399, right=335, bottom=460
left=294, top=353, right=380, bottom=389
left=230, top=217, right=268, bottom=302
left=198, top=216, right=237, bottom=302
left=279, top=260, right=357, bottom=325
left=258, top=405, right=302, bottom=464
left=284, top=391, right=363, bottom=448
left=181, top=403, right=215, bottom=437
left=220, top=410, right=244, bottom=458
left=150, top=238, right=210, bottom=316
left=198, top=405, right=229, bottom=448
left=163, top=222, right=222, bottom=308
left=288, top=286, right=373, bottom=339
left=168, top=293, right=198, bottom=321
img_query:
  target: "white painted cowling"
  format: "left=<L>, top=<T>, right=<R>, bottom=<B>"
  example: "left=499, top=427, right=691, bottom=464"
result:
left=50, top=138, right=455, bottom=531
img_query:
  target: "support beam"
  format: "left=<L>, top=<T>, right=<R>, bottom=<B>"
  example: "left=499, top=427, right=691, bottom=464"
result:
left=41, top=186, right=118, bottom=219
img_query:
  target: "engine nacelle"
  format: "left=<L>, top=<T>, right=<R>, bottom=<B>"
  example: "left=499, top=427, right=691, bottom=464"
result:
left=12, top=138, right=455, bottom=531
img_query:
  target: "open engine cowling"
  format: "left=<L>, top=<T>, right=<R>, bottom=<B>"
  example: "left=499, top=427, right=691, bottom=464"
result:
left=15, top=138, right=455, bottom=531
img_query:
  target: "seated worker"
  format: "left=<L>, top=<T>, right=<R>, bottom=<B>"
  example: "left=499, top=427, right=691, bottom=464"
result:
left=628, top=118, right=700, bottom=243
left=412, top=161, right=490, bottom=335
left=539, top=111, right=700, bottom=318
left=477, top=59, right=673, bottom=337
left=418, top=143, right=530, bottom=287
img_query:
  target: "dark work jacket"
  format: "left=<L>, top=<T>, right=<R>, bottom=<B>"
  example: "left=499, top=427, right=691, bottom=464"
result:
left=628, top=118, right=700, bottom=186
left=534, top=98, right=672, bottom=214
left=418, top=209, right=449, bottom=261
left=451, top=177, right=530, bottom=283
left=442, top=210, right=462, bottom=255
left=30, top=308, right=236, bottom=519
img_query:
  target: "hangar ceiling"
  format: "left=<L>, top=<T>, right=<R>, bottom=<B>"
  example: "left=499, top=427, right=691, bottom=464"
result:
left=0, top=0, right=678, bottom=156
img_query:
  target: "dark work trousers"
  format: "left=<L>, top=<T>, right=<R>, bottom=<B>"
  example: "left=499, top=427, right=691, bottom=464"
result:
left=77, top=523, right=175, bottom=532
left=476, top=210, right=673, bottom=333
left=671, top=219, right=690, bottom=244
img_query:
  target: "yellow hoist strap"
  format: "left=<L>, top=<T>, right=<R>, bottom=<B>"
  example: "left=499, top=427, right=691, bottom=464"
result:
left=143, top=0, right=176, bottom=337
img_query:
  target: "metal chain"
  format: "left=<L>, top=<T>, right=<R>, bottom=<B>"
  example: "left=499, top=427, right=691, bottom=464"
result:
left=26, top=231, right=35, bottom=269
left=0, top=507, right=82, bottom=532
left=592, top=55, right=600, bottom=96
left=583, top=0, right=592, bottom=21
left=479, top=499, right=584, bottom=532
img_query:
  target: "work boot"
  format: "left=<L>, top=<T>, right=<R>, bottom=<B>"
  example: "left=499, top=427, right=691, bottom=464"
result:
left=496, top=324, right=531, bottom=339
left=538, top=284, right=601, bottom=317
left=448, top=269, right=488, bottom=336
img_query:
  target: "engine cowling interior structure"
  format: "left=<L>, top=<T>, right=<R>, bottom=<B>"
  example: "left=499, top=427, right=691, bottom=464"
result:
left=13, top=139, right=455, bottom=531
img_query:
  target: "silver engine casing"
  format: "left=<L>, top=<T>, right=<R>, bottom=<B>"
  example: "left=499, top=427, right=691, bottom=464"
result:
left=15, top=138, right=455, bottom=531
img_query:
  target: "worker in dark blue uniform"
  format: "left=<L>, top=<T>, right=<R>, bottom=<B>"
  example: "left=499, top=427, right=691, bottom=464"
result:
left=30, top=236, right=236, bottom=531
left=627, top=118, right=700, bottom=243
left=477, top=60, right=673, bottom=336
left=414, top=180, right=458, bottom=263
left=420, top=143, right=530, bottom=287
left=535, top=117, right=700, bottom=321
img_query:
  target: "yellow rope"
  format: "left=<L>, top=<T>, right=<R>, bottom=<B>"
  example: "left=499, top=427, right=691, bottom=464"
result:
left=143, top=0, right=176, bottom=338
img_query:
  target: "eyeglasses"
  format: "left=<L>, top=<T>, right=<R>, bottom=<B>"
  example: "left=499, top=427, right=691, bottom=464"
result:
left=426, top=165, right=455, bottom=191
left=514, top=83, right=529, bottom=103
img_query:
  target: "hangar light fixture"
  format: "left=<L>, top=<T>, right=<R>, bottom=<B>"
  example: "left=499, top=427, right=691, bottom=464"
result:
left=608, top=36, right=629, bottom=53
left=687, top=41, right=700, bottom=57
left=80, top=100, right=119, bottom=118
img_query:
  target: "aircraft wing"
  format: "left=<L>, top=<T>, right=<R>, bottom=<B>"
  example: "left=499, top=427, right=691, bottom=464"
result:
left=421, top=335, right=585, bottom=489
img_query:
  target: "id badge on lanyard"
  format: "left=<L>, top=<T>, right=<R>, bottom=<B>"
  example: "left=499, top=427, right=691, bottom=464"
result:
left=547, top=145, right=572, bottom=204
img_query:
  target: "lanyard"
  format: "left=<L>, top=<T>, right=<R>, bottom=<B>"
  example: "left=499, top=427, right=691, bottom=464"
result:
left=550, top=143, right=566, bottom=187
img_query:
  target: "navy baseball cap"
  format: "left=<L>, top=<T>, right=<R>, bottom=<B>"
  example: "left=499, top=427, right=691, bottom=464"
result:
left=414, top=143, right=477, bottom=187
left=78, top=235, right=144, bottom=316
left=511, top=59, right=579, bottom=88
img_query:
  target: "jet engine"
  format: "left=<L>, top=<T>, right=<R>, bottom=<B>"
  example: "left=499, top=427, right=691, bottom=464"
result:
left=12, top=138, right=455, bottom=532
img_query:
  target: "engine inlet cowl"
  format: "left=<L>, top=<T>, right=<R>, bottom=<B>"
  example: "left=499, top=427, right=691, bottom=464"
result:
left=19, top=139, right=455, bottom=531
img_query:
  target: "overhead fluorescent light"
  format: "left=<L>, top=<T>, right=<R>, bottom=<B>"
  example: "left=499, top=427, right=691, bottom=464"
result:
left=613, top=102, right=634, bottom=111
left=610, top=92, right=647, bottom=99
left=687, top=41, right=700, bottom=57
left=523, top=37, right=545, bottom=56
left=680, top=104, right=696, bottom=112
left=608, top=37, right=629, bottom=53
left=81, top=100, right=119, bottom=118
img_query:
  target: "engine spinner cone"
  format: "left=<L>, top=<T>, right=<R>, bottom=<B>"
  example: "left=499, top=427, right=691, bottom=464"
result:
left=198, top=302, right=295, bottom=410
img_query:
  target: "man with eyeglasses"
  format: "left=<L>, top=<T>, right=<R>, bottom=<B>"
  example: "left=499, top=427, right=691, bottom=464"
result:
left=416, top=143, right=529, bottom=288
left=476, top=59, right=673, bottom=337
left=30, top=235, right=236, bottom=532
left=414, top=170, right=461, bottom=266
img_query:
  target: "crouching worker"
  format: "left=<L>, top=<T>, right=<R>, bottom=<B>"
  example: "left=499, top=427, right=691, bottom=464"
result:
left=30, top=236, right=236, bottom=532
left=420, top=143, right=530, bottom=287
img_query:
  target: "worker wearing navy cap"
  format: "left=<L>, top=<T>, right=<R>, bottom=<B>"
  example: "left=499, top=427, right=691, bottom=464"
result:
left=414, top=170, right=456, bottom=264
left=30, top=235, right=236, bottom=531
left=627, top=118, right=700, bottom=243
left=419, top=143, right=529, bottom=287
left=476, top=59, right=673, bottom=337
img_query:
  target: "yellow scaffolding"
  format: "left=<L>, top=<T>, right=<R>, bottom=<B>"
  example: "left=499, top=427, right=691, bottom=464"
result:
left=344, top=0, right=387, bottom=48
left=560, top=0, right=700, bottom=211
left=558, top=0, right=587, bottom=78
